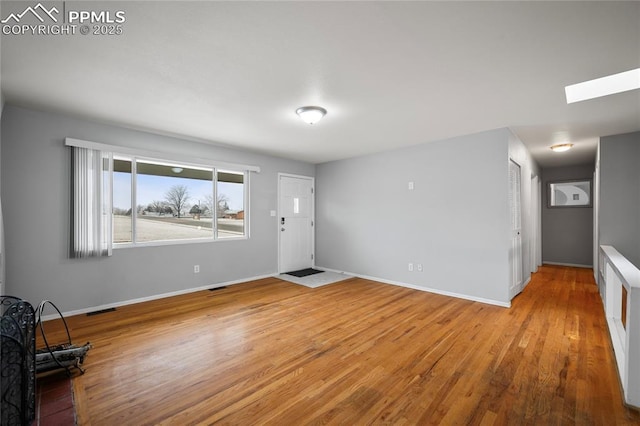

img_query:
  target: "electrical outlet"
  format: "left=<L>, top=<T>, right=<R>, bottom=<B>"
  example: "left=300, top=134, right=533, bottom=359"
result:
left=408, top=263, right=414, bottom=272
left=194, top=265, right=200, bottom=274
left=417, top=264, right=423, bottom=272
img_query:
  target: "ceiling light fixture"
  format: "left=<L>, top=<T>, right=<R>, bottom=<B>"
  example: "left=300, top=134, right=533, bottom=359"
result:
left=565, top=68, right=640, bottom=103
left=296, top=106, right=327, bottom=125
left=171, top=167, right=183, bottom=173
left=550, top=143, right=574, bottom=153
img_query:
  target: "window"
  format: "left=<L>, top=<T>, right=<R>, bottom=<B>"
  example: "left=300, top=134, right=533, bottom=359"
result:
left=112, top=157, right=248, bottom=245
left=113, top=158, right=132, bottom=243
left=548, top=179, right=592, bottom=208
left=67, top=138, right=258, bottom=255
left=217, top=171, right=245, bottom=239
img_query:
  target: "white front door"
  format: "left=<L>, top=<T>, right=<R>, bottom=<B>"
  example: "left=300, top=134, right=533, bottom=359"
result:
left=509, top=160, right=523, bottom=299
left=278, top=174, right=314, bottom=273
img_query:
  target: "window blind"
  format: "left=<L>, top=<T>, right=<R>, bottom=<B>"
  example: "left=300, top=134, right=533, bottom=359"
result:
left=71, top=146, right=112, bottom=257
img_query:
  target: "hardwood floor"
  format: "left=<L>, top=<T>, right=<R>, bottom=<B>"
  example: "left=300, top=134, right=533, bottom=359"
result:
left=41, top=265, right=640, bottom=425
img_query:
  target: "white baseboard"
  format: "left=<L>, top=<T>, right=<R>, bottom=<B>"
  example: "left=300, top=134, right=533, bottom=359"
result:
left=317, top=266, right=511, bottom=308
left=40, top=273, right=277, bottom=322
left=46, top=266, right=519, bottom=321
left=543, top=261, right=593, bottom=269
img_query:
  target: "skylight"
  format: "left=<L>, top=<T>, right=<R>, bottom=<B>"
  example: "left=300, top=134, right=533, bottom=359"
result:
left=565, top=68, right=640, bottom=104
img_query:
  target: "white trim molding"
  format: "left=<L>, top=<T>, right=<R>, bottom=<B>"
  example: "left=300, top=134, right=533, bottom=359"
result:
left=40, top=273, right=275, bottom=321
left=599, top=245, right=640, bottom=409
left=543, top=261, right=593, bottom=269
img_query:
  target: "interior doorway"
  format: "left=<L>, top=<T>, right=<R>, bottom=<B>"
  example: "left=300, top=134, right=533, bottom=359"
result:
left=509, top=159, right=523, bottom=299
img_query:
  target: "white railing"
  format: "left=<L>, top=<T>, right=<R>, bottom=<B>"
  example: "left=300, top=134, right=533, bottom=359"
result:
left=599, top=245, right=640, bottom=408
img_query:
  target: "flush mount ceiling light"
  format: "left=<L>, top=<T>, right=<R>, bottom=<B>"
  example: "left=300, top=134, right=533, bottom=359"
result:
left=296, top=106, right=327, bottom=125
left=171, top=167, right=183, bottom=173
left=565, top=68, right=640, bottom=103
left=550, top=143, right=574, bottom=153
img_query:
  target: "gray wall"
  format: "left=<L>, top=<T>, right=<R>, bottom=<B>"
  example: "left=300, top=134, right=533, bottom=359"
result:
left=315, top=128, right=537, bottom=306
left=541, top=164, right=594, bottom=266
left=1, top=103, right=542, bottom=310
left=1, top=105, right=315, bottom=312
left=599, top=131, right=640, bottom=268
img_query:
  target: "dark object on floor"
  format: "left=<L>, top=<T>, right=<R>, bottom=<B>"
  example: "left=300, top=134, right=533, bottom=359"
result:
left=86, top=307, right=116, bottom=316
left=286, top=268, right=325, bottom=278
left=209, top=286, right=227, bottom=292
left=36, top=300, right=91, bottom=375
left=1, top=295, right=36, bottom=426
left=36, top=343, right=92, bottom=374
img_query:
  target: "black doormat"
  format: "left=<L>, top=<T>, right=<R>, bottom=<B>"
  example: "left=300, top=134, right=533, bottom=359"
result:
left=285, top=268, right=324, bottom=278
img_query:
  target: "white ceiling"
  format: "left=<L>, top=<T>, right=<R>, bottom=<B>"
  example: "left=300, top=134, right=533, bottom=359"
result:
left=2, top=1, right=639, bottom=167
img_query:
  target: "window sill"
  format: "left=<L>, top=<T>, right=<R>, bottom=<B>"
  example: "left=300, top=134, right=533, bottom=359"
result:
left=114, top=236, right=248, bottom=249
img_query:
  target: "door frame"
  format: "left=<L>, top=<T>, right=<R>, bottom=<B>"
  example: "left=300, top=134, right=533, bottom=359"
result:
left=509, top=159, right=524, bottom=299
left=530, top=174, right=540, bottom=274
left=277, top=173, right=315, bottom=274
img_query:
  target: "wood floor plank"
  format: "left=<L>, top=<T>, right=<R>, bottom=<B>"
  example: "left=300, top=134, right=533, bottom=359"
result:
left=39, top=266, right=640, bottom=424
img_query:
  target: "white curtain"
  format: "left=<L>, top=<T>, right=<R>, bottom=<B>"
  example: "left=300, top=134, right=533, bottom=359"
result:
left=71, top=146, right=112, bottom=258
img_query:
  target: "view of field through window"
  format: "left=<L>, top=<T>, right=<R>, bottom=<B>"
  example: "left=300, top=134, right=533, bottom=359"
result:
left=113, top=158, right=245, bottom=244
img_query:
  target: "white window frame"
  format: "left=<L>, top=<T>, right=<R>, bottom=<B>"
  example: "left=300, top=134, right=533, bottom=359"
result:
left=66, top=138, right=258, bottom=249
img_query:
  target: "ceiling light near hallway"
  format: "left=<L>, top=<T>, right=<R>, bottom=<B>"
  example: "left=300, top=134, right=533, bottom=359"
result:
left=565, top=68, right=640, bottom=103
left=296, top=106, right=327, bottom=125
left=550, top=143, right=573, bottom=152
